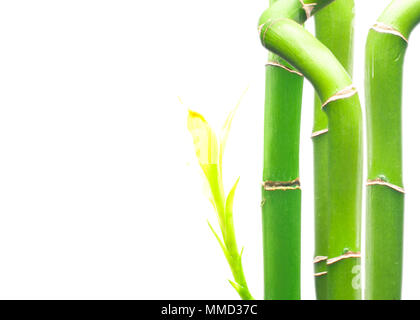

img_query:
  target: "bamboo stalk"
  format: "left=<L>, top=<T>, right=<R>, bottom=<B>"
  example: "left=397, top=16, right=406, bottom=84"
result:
left=259, top=10, right=363, bottom=299
left=312, top=0, right=355, bottom=300
left=260, top=0, right=334, bottom=300
left=365, top=0, right=420, bottom=300
left=262, top=56, right=302, bottom=299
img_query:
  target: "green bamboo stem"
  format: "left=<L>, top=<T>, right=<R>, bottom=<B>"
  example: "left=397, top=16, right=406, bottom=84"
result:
left=312, top=0, right=355, bottom=300
left=365, top=0, right=420, bottom=300
left=262, top=56, right=302, bottom=299
left=260, top=0, right=334, bottom=300
left=259, top=10, right=362, bottom=300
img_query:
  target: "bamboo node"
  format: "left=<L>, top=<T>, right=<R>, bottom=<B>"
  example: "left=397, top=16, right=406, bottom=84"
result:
left=311, top=128, right=328, bottom=138
left=366, top=178, right=405, bottom=194
left=261, top=18, right=283, bottom=46
left=262, top=178, right=301, bottom=191
left=371, top=22, right=408, bottom=43
left=266, top=61, right=303, bottom=76
left=314, top=271, right=327, bottom=277
left=327, top=251, right=361, bottom=265
left=313, top=256, right=328, bottom=264
left=321, top=85, right=357, bottom=108
left=299, top=0, right=317, bottom=19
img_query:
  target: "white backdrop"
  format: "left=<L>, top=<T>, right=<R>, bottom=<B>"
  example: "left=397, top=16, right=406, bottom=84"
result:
left=0, top=0, right=419, bottom=299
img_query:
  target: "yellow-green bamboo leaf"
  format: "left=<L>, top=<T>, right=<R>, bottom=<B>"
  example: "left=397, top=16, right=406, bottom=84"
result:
left=225, top=177, right=240, bottom=252
left=187, top=110, right=219, bottom=172
left=207, top=220, right=229, bottom=259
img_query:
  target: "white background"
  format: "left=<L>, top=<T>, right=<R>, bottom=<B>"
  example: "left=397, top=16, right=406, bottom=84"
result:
left=0, top=0, right=419, bottom=299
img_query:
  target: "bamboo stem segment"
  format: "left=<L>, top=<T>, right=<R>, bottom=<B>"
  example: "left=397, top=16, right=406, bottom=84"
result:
left=259, top=10, right=363, bottom=299
left=261, top=0, right=334, bottom=300
left=262, top=30, right=303, bottom=302
left=312, top=0, right=355, bottom=300
left=365, top=0, right=420, bottom=300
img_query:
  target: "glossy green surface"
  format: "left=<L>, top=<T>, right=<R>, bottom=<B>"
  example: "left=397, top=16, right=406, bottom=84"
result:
left=262, top=187, right=301, bottom=299
left=366, top=186, right=404, bottom=299
left=365, top=0, right=420, bottom=300
left=313, top=0, right=355, bottom=300
left=261, top=0, right=335, bottom=300
left=263, top=46, right=302, bottom=301
left=262, top=0, right=303, bottom=300
left=260, top=17, right=362, bottom=300
left=325, top=94, right=362, bottom=300
left=377, top=0, right=420, bottom=38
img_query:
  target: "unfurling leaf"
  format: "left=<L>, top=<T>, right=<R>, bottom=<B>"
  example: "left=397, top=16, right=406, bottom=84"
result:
left=185, top=95, right=253, bottom=300
left=224, top=177, right=240, bottom=251
left=187, top=110, right=225, bottom=228
left=187, top=110, right=219, bottom=170
left=225, top=177, right=240, bottom=218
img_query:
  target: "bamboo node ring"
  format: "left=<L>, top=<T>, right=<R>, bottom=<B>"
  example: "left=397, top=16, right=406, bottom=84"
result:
left=299, top=0, right=317, bottom=19
left=371, top=22, right=408, bottom=42
left=321, top=85, right=357, bottom=108
left=261, top=18, right=283, bottom=46
left=311, top=128, right=328, bottom=138
left=266, top=61, right=303, bottom=76
left=313, top=256, right=328, bottom=264
left=262, top=178, right=301, bottom=191
left=366, top=178, right=405, bottom=194
left=314, top=271, right=327, bottom=277
left=327, top=251, right=361, bottom=265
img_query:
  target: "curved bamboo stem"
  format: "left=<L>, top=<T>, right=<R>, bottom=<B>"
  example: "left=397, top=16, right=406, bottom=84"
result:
left=365, top=0, right=420, bottom=300
left=313, top=0, right=355, bottom=300
left=260, top=0, right=334, bottom=300
left=259, top=9, right=363, bottom=299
